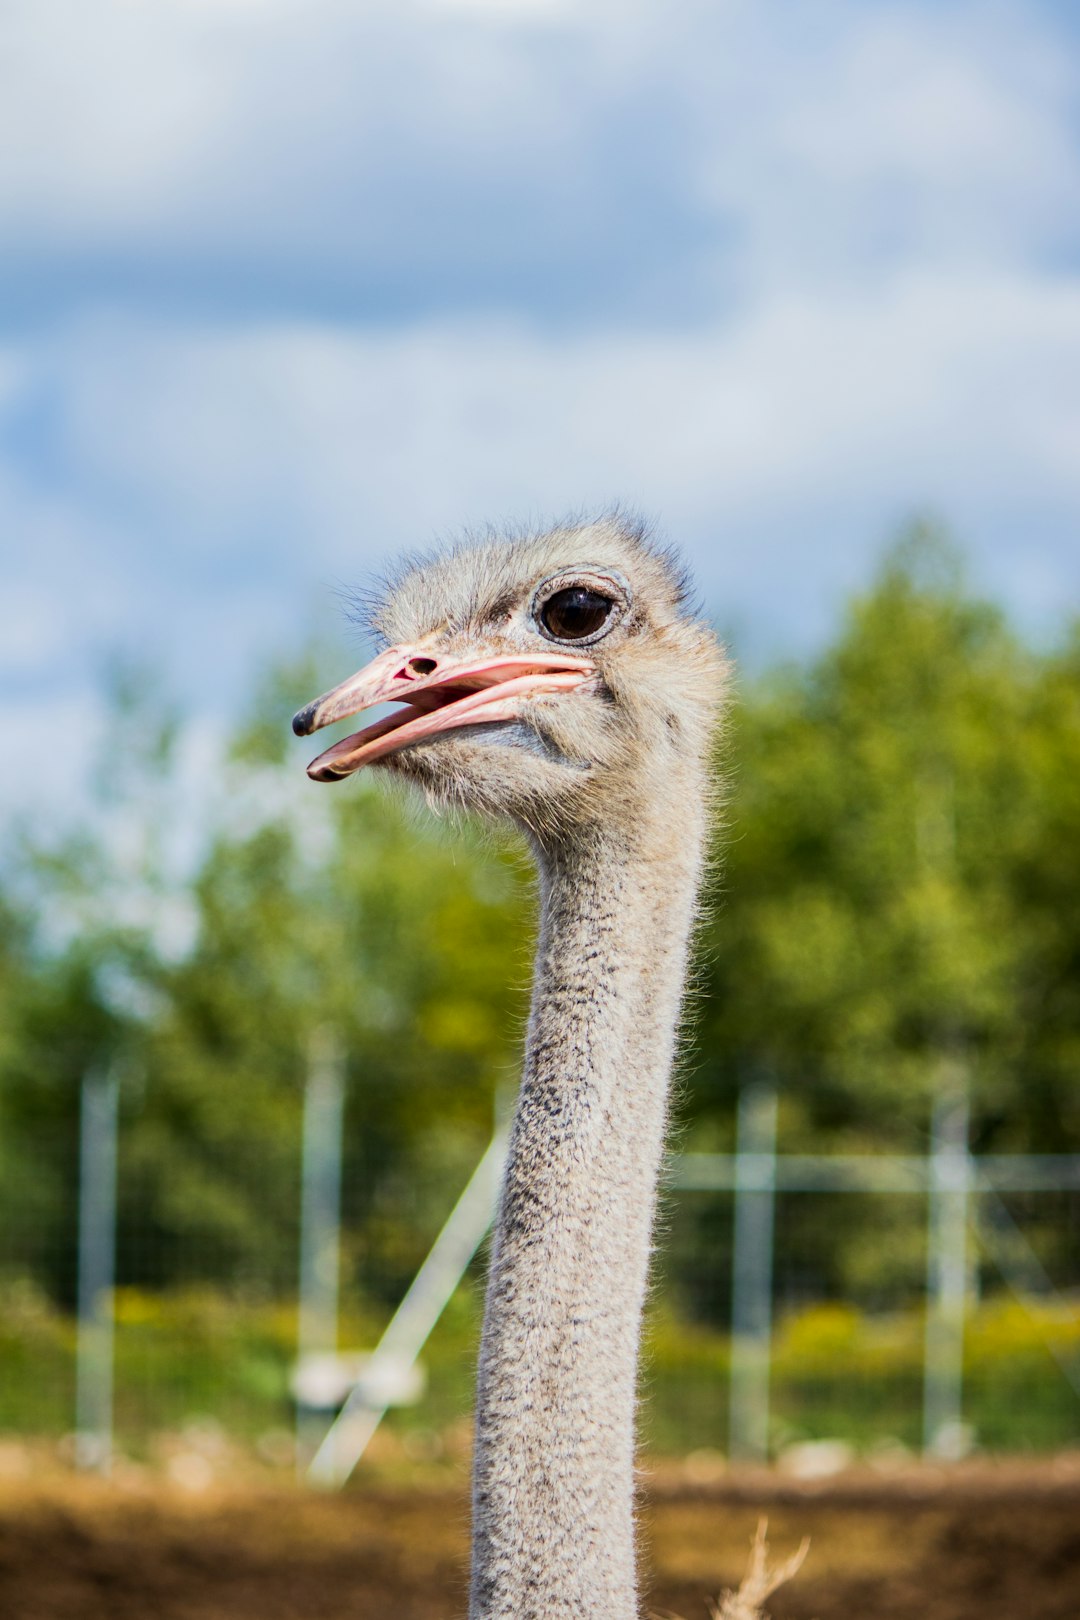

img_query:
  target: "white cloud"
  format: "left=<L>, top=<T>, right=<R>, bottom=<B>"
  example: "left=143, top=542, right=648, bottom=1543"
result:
left=0, top=0, right=1074, bottom=318
left=1, top=0, right=1078, bottom=838
left=4, top=265, right=1078, bottom=686
left=42, top=268, right=1080, bottom=519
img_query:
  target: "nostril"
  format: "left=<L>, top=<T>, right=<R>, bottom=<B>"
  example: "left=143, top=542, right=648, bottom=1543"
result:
left=407, top=657, right=438, bottom=676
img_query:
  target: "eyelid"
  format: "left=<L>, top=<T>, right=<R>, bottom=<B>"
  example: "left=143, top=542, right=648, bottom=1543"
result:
left=532, top=567, right=630, bottom=610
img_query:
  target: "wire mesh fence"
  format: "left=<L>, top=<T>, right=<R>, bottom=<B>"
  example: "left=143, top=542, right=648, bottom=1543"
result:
left=1, top=1064, right=1079, bottom=1481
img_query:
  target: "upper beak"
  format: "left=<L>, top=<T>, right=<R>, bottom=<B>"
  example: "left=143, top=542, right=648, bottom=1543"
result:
left=293, top=644, right=596, bottom=782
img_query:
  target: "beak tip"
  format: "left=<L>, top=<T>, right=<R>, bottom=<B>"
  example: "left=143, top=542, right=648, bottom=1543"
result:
left=292, top=705, right=316, bottom=737
left=307, top=760, right=347, bottom=784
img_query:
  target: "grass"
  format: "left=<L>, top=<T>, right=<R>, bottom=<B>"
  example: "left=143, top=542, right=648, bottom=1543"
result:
left=0, top=1278, right=1077, bottom=1463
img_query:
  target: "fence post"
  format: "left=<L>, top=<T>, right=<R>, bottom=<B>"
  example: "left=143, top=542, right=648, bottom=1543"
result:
left=728, top=1083, right=778, bottom=1464
left=923, top=1083, right=971, bottom=1457
left=75, top=1067, right=119, bottom=1472
left=297, top=1028, right=346, bottom=1466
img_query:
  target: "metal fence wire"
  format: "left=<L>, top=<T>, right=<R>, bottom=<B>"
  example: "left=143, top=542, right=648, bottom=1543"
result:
left=1, top=1062, right=1078, bottom=1480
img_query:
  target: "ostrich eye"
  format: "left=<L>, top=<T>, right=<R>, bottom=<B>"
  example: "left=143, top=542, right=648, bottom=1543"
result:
left=540, top=587, right=614, bottom=642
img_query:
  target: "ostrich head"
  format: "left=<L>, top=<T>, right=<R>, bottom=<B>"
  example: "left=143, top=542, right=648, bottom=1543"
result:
left=293, top=515, right=726, bottom=842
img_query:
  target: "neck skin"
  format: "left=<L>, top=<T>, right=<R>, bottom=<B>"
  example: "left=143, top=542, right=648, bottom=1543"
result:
left=469, top=788, right=709, bottom=1620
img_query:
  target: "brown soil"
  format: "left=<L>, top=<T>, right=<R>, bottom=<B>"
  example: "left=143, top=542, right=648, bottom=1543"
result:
left=0, top=1459, right=1078, bottom=1620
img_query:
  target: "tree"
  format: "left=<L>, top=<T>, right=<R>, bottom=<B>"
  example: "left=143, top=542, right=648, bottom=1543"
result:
left=4, top=532, right=1078, bottom=1317
left=678, top=525, right=1080, bottom=1306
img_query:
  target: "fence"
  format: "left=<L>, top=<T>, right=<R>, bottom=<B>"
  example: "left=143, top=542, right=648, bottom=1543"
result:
left=3, top=1058, right=1080, bottom=1482
left=676, top=1083, right=1080, bottom=1464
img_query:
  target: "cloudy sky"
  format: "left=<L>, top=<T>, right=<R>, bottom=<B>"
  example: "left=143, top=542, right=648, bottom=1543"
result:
left=3, top=0, right=1079, bottom=825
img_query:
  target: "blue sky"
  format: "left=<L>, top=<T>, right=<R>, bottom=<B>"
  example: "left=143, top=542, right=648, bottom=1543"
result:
left=3, top=0, right=1079, bottom=826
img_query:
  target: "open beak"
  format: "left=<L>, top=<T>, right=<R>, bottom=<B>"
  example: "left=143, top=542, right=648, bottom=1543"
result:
left=293, top=644, right=596, bottom=782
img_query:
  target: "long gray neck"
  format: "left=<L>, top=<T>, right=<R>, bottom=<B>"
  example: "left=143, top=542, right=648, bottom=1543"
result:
left=469, top=801, right=708, bottom=1620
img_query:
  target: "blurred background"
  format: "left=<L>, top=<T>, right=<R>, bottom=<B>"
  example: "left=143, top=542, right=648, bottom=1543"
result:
left=2, top=0, right=1080, bottom=1495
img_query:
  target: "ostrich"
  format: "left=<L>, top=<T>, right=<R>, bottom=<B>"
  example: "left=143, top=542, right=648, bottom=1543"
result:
left=294, top=515, right=775, bottom=1619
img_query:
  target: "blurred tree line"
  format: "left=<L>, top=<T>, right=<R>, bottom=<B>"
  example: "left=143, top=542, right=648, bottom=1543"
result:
left=1, top=527, right=1078, bottom=1320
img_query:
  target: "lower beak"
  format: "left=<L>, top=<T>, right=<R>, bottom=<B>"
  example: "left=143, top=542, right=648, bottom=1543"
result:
left=293, top=644, right=595, bottom=783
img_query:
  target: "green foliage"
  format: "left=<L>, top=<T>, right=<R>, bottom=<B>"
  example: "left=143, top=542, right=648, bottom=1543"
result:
left=642, top=1295, right=1080, bottom=1455
left=0, top=1276, right=1075, bottom=1457
left=695, top=525, right=1078, bottom=1153
left=1, top=524, right=1079, bottom=1323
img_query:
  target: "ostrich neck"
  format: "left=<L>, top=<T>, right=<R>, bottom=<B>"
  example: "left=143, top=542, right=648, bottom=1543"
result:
left=470, top=797, right=708, bottom=1620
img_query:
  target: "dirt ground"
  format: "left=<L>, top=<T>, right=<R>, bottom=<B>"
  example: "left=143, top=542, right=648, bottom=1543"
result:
left=1, top=1457, right=1079, bottom=1620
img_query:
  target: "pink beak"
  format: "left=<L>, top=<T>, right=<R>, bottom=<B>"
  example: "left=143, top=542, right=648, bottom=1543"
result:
left=293, top=644, right=596, bottom=782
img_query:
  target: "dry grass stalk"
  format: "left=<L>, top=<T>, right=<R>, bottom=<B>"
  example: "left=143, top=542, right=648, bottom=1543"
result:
left=707, top=1518, right=810, bottom=1620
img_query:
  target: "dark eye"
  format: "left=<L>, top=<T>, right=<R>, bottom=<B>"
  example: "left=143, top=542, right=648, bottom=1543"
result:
left=540, top=587, right=614, bottom=642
